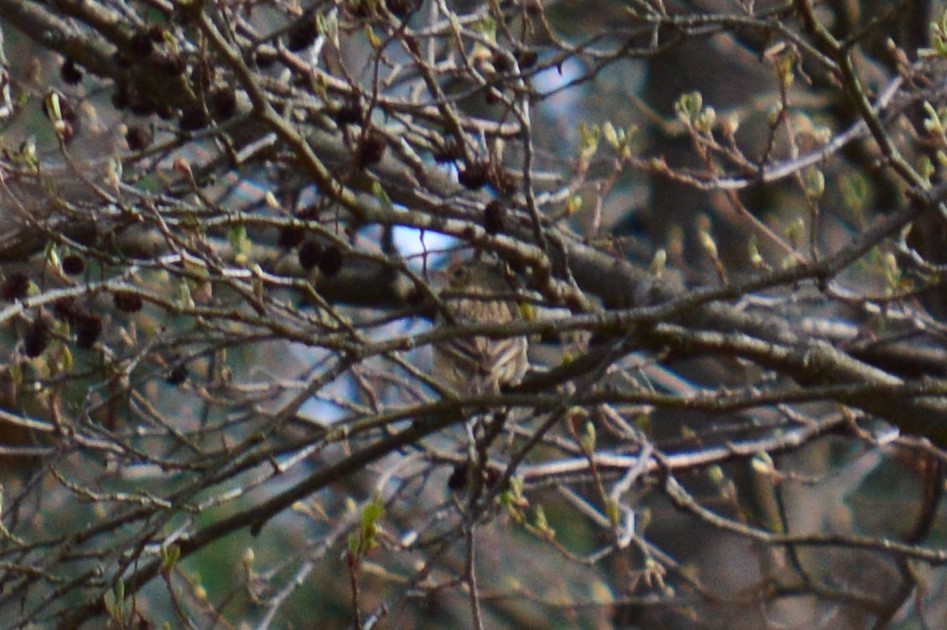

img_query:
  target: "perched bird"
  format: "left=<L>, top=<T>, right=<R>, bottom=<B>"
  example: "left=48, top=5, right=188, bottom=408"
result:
left=432, top=260, right=528, bottom=395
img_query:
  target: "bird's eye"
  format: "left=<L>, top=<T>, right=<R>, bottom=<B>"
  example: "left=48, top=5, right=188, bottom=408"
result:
left=449, top=266, right=468, bottom=284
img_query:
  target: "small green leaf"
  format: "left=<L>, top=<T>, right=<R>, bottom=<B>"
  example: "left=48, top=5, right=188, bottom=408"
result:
left=578, top=123, right=600, bottom=160
left=698, top=228, right=718, bottom=260
left=364, top=24, right=380, bottom=49
left=748, top=236, right=764, bottom=268
left=675, top=91, right=702, bottom=123
left=161, top=544, right=181, bottom=573
left=45, top=242, right=61, bottom=270
left=534, top=505, right=548, bottom=530
left=803, top=167, right=825, bottom=200
left=602, top=121, right=620, bottom=150
left=580, top=420, right=596, bottom=453
left=361, top=496, right=385, bottom=531
left=605, top=498, right=621, bottom=526
left=372, top=180, right=393, bottom=211
left=228, top=224, right=250, bottom=257
left=243, top=547, right=255, bottom=568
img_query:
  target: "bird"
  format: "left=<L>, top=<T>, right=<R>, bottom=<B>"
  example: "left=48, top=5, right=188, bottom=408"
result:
left=432, top=259, right=528, bottom=396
